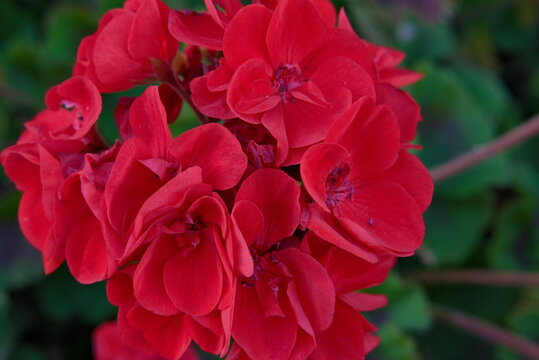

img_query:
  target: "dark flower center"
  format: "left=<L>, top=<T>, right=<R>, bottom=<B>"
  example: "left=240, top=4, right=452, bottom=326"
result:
left=273, top=64, right=305, bottom=98
left=326, top=163, right=354, bottom=209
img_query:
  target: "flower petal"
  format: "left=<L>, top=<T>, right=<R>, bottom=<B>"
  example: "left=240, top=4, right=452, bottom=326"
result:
left=170, top=123, right=247, bottom=190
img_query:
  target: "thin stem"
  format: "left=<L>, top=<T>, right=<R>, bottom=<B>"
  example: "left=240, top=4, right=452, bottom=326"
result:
left=430, top=114, right=539, bottom=182
left=432, top=305, right=539, bottom=359
left=407, top=270, right=539, bottom=287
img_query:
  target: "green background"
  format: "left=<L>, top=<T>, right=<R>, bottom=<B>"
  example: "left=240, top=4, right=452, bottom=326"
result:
left=0, top=0, right=538, bottom=359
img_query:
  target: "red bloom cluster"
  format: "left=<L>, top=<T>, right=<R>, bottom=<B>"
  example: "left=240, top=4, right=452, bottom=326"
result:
left=0, top=0, right=432, bottom=359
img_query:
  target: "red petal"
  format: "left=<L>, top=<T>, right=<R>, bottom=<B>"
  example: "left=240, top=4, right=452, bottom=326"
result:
left=235, top=169, right=300, bottom=251
left=307, top=55, right=374, bottom=103
left=204, top=0, right=243, bottom=27
left=191, top=75, right=235, bottom=119
left=301, top=27, right=375, bottom=79
left=260, top=105, right=287, bottom=165
left=340, top=292, right=387, bottom=311
left=93, top=13, right=149, bottom=89
left=337, top=8, right=354, bottom=32
left=128, top=0, right=177, bottom=62
left=222, top=4, right=272, bottom=69
left=232, top=285, right=297, bottom=360
left=129, top=86, right=172, bottom=157
left=304, top=231, right=394, bottom=293
left=340, top=182, right=425, bottom=256
left=278, top=248, right=335, bottom=333
left=169, top=10, right=224, bottom=50
left=312, top=0, right=336, bottom=26
left=170, top=123, right=247, bottom=190
left=310, top=299, right=365, bottom=359
left=44, top=76, right=102, bottom=140
left=163, top=231, right=224, bottom=315
left=92, top=321, right=165, bottom=360
left=227, top=58, right=279, bottom=120
left=376, top=82, right=421, bottom=144
left=133, top=236, right=180, bottom=316
left=307, top=205, right=378, bottom=262
left=60, top=176, right=108, bottom=284
left=380, top=68, right=424, bottom=88
left=230, top=201, right=259, bottom=276
left=366, top=150, right=433, bottom=212
left=266, top=0, right=326, bottom=66
left=327, top=98, right=400, bottom=179
left=107, top=267, right=136, bottom=307
left=104, top=138, right=166, bottom=258
left=143, top=314, right=192, bottom=360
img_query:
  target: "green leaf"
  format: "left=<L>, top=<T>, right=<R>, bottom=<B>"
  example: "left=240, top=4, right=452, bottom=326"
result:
left=423, top=192, right=493, bottom=266
left=411, top=63, right=510, bottom=197
left=373, top=325, right=421, bottom=360
left=44, top=5, right=96, bottom=64
left=368, top=274, right=432, bottom=332
left=487, top=191, right=539, bottom=270
left=37, top=266, right=115, bottom=324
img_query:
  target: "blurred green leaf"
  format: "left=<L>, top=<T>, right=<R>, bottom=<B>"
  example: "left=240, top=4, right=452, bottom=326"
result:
left=12, top=346, right=44, bottom=360
left=373, top=325, right=421, bottom=360
left=369, top=274, right=432, bottom=332
left=411, top=63, right=510, bottom=197
left=45, top=5, right=96, bottom=64
left=424, top=193, right=493, bottom=266
left=37, top=266, right=115, bottom=324
left=487, top=192, right=539, bottom=271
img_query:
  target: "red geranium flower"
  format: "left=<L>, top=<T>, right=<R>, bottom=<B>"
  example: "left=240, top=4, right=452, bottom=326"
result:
left=0, top=76, right=104, bottom=274
left=192, top=0, right=376, bottom=165
left=93, top=320, right=201, bottom=360
left=230, top=169, right=335, bottom=359
left=101, top=86, right=247, bottom=264
left=74, top=0, right=178, bottom=92
left=301, top=97, right=432, bottom=261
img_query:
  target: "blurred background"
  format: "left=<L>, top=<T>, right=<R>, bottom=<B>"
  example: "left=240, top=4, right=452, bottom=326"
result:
left=0, top=0, right=538, bottom=359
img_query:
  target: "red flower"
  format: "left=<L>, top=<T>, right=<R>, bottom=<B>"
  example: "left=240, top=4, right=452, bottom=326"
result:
left=107, top=264, right=230, bottom=359
left=231, top=169, right=335, bottom=359
left=93, top=320, right=200, bottom=360
left=0, top=76, right=103, bottom=274
left=18, top=76, right=103, bottom=151
left=56, top=143, right=121, bottom=283
left=301, top=97, right=432, bottom=261
left=101, top=86, right=247, bottom=263
left=1, top=144, right=70, bottom=273
left=74, top=0, right=178, bottom=92
left=301, top=231, right=393, bottom=358
left=126, top=166, right=252, bottom=355
left=192, top=0, right=375, bottom=165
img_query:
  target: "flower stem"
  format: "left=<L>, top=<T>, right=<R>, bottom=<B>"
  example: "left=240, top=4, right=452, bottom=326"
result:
left=430, top=114, right=539, bottom=182
left=407, top=270, right=539, bottom=287
left=432, top=305, right=539, bottom=359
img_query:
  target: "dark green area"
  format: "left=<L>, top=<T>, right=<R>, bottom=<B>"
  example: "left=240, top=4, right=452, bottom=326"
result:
left=0, top=0, right=538, bottom=359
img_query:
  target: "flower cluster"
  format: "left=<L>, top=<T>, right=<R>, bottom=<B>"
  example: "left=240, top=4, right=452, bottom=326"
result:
left=0, top=0, right=433, bottom=359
